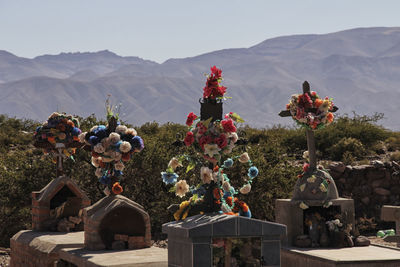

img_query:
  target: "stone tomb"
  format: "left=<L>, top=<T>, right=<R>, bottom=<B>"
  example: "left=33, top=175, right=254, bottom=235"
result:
left=32, top=176, right=91, bottom=232
left=163, top=213, right=286, bottom=267
left=83, top=194, right=151, bottom=250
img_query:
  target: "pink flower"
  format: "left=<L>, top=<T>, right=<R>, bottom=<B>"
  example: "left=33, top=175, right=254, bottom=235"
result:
left=303, top=163, right=310, bottom=173
left=186, top=112, right=198, bottom=127
left=221, top=119, right=236, bottom=133
left=184, top=132, right=195, bottom=146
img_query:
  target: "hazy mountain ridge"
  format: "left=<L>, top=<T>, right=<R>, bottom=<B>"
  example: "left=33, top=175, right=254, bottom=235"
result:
left=1, top=27, right=400, bottom=129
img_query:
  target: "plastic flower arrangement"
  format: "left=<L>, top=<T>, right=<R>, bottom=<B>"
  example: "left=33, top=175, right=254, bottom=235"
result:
left=286, top=91, right=335, bottom=130
left=79, top=99, right=144, bottom=195
left=34, top=112, right=82, bottom=160
left=161, top=66, right=259, bottom=221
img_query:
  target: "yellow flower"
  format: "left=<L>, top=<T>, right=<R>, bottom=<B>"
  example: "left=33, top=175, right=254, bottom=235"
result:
left=173, top=201, right=191, bottom=221
left=307, top=175, right=316, bottom=183
left=299, top=202, right=309, bottom=210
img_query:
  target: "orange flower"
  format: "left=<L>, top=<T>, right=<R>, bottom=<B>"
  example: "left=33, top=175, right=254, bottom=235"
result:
left=112, top=182, right=123, bottom=195
left=56, top=124, right=66, bottom=131
left=67, top=120, right=75, bottom=128
left=122, top=153, right=131, bottom=162
left=213, top=166, right=219, bottom=172
left=73, top=136, right=80, bottom=141
left=327, top=112, right=334, bottom=123
left=286, top=104, right=290, bottom=110
left=47, top=136, right=56, bottom=143
left=315, top=98, right=323, bottom=108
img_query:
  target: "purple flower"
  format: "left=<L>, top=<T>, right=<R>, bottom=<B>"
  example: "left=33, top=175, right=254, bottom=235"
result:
left=131, top=136, right=144, bottom=152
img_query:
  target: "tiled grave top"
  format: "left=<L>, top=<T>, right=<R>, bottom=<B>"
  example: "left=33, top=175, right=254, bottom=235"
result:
left=32, top=175, right=90, bottom=204
left=162, top=213, right=286, bottom=238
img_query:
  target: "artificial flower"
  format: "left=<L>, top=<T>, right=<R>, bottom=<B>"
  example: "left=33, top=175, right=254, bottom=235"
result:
left=91, top=157, right=101, bottom=167
left=223, top=158, right=234, bottom=168
left=303, top=163, right=310, bottom=173
left=186, top=112, right=198, bottom=127
left=215, top=134, right=228, bottom=148
left=200, top=167, right=213, bottom=184
left=319, top=182, right=328, bottom=192
left=94, top=143, right=105, bottom=154
left=303, top=150, right=309, bottom=160
left=126, top=128, right=137, bottom=136
left=168, top=157, right=182, bottom=171
left=230, top=132, right=239, bottom=143
left=248, top=166, right=259, bottom=179
left=175, top=180, right=190, bottom=198
left=239, top=183, right=251, bottom=194
left=221, top=119, right=236, bottom=133
left=95, top=168, right=103, bottom=178
left=119, top=141, right=132, bottom=153
left=162, top=172, right=179, bottom=185
left=300, top=184, right=306, bottom=192
left=109, top=132, right=120, bottom=144
left=115, top=125, right=128, bottom=135
left=204, top=144, right=221, bottom=158
left=114, top=162, right=125, bottom=171
left=238, top=152, right=250, bottom=163
left=299, top=202, right=309, bottom=210
left=112, top=182, right=123, bottom=195
left=199, top=135, right=213, bottom=149
left=184, top=131, right=195, bottom=146
left=307, top=175, right=316, bottom=183
left=131, top=136, right=144, bottom=152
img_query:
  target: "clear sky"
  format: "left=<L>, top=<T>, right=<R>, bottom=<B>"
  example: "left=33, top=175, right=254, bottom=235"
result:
left=1, top=0, right=399, bottom=63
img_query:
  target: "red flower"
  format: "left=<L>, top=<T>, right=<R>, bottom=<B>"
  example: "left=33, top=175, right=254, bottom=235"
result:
left=210, top=65, right=222, bottom=78
left=303, top=163, right=310, bottom=172
left=199, top=135, right=212, bottom=149
left=217, top=86, right=226, bottom=96
left=184, top=131, right=195, bottom=146
left=215, top=134, right=228, bottom=149
left=221, top=119, right=236, bottom=133
left=298, top=93, right=313, bottom=108
left=186, top=112, right=198, bottom=126
left=122, top=153, right=131, bottom=162
left=196, top=123, right=207, bottom=135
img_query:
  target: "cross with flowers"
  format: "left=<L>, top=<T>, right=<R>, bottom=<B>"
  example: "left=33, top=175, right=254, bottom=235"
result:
left=279, top=81, right=338, bottom=171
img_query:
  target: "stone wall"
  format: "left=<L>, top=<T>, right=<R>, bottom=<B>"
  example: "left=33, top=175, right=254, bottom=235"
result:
left=328, top=160, right=400, bottom=231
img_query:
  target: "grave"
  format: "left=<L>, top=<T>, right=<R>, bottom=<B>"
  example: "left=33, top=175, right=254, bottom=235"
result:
left=163, top=213, right=286, bottom=267
left=275, top=81, right=355, bottom=247
left=381, top=205, right=400, bottom=245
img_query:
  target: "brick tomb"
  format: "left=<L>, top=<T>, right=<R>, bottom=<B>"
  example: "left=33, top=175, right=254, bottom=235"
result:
left=83, top=194, right=151, bottom=250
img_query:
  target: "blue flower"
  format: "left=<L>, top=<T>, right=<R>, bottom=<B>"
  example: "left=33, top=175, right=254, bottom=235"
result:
left=248, top=166, right=259, bottom=179
left=71, top=127, right=81, bottom=136
left=161, top=172, right=178, bottom=185
left=131, top=136, right=144, bottom=151
left=223, top=158, right=234, bottom=168
left=89, top=136, right=100, bottom=146
left=191, top=186, right=206, bottom=197
left=114, top=170, right=123, bottom=177
left=99, top=175, right=111, bottom=185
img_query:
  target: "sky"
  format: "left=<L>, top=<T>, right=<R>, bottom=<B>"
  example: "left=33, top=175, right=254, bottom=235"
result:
left=1, top=0, right=400, bottom=63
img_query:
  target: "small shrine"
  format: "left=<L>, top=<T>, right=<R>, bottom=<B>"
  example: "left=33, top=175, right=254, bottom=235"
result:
left=275, top=81, right=356, bottom=248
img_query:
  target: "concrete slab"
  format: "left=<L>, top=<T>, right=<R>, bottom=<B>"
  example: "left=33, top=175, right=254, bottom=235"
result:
left=282, top=245, right=400, bottom=267
left=59, top=246, right=167, bottom=267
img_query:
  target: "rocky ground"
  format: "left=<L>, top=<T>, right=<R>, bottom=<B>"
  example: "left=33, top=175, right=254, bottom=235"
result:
left=0, top=248, right=10, bottom=267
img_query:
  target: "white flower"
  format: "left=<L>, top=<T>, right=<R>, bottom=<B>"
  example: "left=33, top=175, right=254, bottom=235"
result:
left=48, top=112, right=60, bottom=119
left=175, top=180, right=189, bottom=198
left=101, top=151, right=114, bottom=162
left=201, top=167, right=213, bottom=184
left=91, top=157, right=101, bottom=167
left=222, top=181, right=231, bottom=192
left=115, top=125, right=128, bottom=135
left=95, top=168, right=103, bottom=178
left=103, top=187, right=111, bottom=196
left=114, top=162, right=125, bottom=171
left=168, top=157, right=182, bottom=171
left=94, top=143, right=105, bottom=154
left=221, top=203, right=232, bottom=213
left=126, top=128, right=137, bottom=136
left=109, top=132, right=120, bottom=144
left=78, top=132, right=87, bottom=143
left=238, top=152, right=250, bottom=163
left=300, top=183, right=306, bottom=192
left=110, top=151, right=122, bottom=161
left=307, top=175, right=316, bottom=183
left=119, top=141, right=132, bottom=153
left=240, top=184, right=251, bottom=194
left=203, top=144, right=221, bottom=158
left=101, top=137, right=111, bottom=149
left=303, top=151, right=309, bottom=160
left=230, top=132, right=239, bottom=143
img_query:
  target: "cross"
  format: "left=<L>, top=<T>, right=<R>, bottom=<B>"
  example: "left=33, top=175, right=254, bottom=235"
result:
left=279, top=81, right=338, bottom=171
left=54, top=143, right=67, bottom=177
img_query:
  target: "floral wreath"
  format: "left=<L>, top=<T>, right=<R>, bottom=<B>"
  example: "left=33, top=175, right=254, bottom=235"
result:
left=79, top=99, right=144, bottom=195
left=286, top=91, right=334, bottom=130
left=161, top=66, right=259, bottom=220
left=34, top=112, right=82, bottom=160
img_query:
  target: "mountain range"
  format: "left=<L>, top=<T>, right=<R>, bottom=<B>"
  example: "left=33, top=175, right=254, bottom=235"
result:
left=1, top=27, right=400, bottom=130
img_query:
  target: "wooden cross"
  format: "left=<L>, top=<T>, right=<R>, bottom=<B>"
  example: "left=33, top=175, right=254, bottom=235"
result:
left=279, top=81, right=338, bottom=171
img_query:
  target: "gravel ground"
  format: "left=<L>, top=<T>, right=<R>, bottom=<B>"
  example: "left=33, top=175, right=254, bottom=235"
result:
left=0, top=248, right=10, bottom=267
